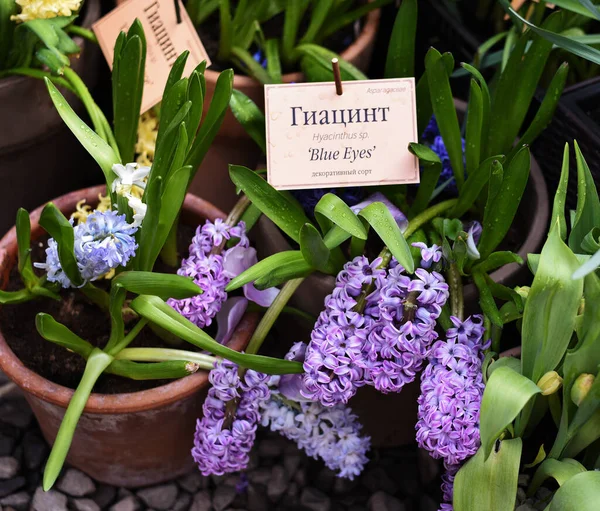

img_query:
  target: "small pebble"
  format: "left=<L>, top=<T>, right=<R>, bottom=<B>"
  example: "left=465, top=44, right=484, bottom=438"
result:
left=300, top=487, right=331, bottom=511
left=213, top=485, right=236, bottom=511
left=0, top=477, right=25, bottom=498
left=0, top=401, right=31, bottom=429
left=172, top=492, right=191, bottom=511
left=248, top=468, right=271, bottom=486
left=178, top=471, right=208, bottom=493
left=0, top=458, right=19, bottom=480
left=247, top=484, right=268, bottom=511
left=72, top=498, right=101, bottom=511
left=267, top=465, right=289, bottom=502
left=0, top=435, right=15, bottom=458
left=57, top=468, right=95, bottom=497
left=22, top=433, right=47, bottom=471
left=91, top=484, right=117, bottom=508
left=109, top=495, right=140, bottom=511
left=190, top=490, right=212, bottom=511
left=137, top=483, right=178, bottom=510
left=368, top=491, right=406, bottom=511
left=0, top=491, right=29, bottom=511
left=31, top=487, right=68, bottom=511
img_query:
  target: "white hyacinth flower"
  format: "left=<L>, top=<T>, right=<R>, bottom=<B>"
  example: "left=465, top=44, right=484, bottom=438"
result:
left=126, top=194, right=147, bottom=228
left=111, top=163, right=150, bottom=196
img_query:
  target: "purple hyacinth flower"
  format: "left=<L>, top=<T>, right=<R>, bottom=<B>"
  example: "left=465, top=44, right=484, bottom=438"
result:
left=215, top=297, right=248, bottom=345
left=262, top=344, right=371, bottom=480
left=412, top=242, right=443, bottom=269
left=192, top=359, right=270, bottom=476
left=169, top=219, right=276, bottom=328
left=416, top=316, right=486, bottom=467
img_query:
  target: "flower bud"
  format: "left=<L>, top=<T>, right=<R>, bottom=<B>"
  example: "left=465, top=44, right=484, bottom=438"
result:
left=537, top=371, right=563, bottom=396
left=571, top=373, right=595, bottom=406
left=516, top=286, right=530, bottom=301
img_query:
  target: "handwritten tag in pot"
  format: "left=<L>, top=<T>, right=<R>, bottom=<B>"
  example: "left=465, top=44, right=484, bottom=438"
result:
left=93, top=0, right=210, bottom=113
left=264, top=78, right=419, bottom=190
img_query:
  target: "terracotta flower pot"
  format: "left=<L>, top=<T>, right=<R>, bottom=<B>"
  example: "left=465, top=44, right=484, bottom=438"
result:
left=0, top=0, right=102, bottom=237
left=190, top=7, right=381, bottom=213
left=0, top=185, right=260, bottom=487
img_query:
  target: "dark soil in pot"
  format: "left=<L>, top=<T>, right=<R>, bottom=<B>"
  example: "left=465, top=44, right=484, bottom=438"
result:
left=0, top=225, right=206, bottom=394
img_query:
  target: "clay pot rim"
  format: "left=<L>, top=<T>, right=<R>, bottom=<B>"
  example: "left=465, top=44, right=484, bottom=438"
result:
left=0, top=185, right=260, bottom=414
left=203, top=6, right=381, bottom=86
left=0, top=0, right=100, bottom=91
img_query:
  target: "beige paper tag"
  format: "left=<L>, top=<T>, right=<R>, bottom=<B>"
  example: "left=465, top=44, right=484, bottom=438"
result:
left=93, top=0, right=211, bottom=113
left=265, top=78, right=419, bottom=190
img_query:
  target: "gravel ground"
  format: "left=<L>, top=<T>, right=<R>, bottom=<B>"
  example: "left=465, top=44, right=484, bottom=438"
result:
left=0, top=373, right=443, bottom=511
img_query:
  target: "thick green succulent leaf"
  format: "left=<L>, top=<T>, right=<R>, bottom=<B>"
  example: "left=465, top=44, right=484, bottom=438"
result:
left=551, top=144, right=570, bottom=240
left=480, top=366, right=542, bottom=459
left=229, top=89, right=266, bottom=154
left=453, top=438, right=522, bottom=511
left=358, top=202, right=414, bottom=274
left=45, top=80, right=118, bottom=185
left=112, top=271, right=202, bottom=300
left=43, top=349, right=113, bottom=490
left=528, top=458, right=586, bottom=497
left=299, top=224, right=330, bottom=272
left=478, top=146, right=530, bottom=260
left=39, top=203, right=83, bottom=287
left=297, top=44, right=367, bottom=81
left=384, top=0, right=417, bottom=78
left=186, top=69, right=234, bottom=173
left=425, top=48, right=464, bottom=190
left=547, top=471, right=600, bottom=511
left=499, top=1, right=600, bottom=66
left=314, top=193, right=367, bottom=240
left=408, top=142, right=442, bottom=215
left=569, top=142, right=600, bottom=252
left=521, top=227, right=584, bottom=383
left=229, top=165, right=312, bottom=244
left=35, top=313, right=93, bottom=358
left=450, top=156, right=503, bottom=219
left=130, top=295, right=303, bottom=374
left=112, top=21, right=146, bottom=163
left=226, top=250, right=312, bottom=291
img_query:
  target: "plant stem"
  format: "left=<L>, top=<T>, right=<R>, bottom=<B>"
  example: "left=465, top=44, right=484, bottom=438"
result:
left=66, top=25, right=98, bottom=44
left=116, top=347, right=216, bottom=370
left=0, top=68, right=78, bottom=94
left=353, top=246, right=393, bottom=313
left=226, top=194, right=251, bottom=227
left=447, top=263, right=464, bottom=320
left=80, top=283, right=110, bottom=311
left=404, top=199, right=459, bottom=238
left=43, top=349, right=113, bottom=490
left=107, top=318, right=148, bottom=356
left=160, top=219, right=180, bottom=268
left=246, top=278, right=305, bottom=355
